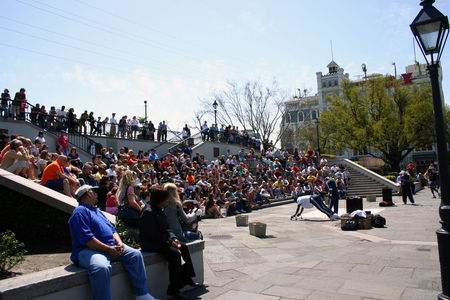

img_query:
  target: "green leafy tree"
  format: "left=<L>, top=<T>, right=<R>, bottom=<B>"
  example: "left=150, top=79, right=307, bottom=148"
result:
left=320, top=76, right=440, bottom=171
left=0, top=230, right=27, bottom=274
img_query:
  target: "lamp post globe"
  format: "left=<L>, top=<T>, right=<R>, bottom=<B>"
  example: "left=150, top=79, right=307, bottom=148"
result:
left=411, top=1, right=449, bottom=299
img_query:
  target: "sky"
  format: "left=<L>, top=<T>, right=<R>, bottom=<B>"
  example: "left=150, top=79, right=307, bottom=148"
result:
left=1, top=0, right=449, bottom=133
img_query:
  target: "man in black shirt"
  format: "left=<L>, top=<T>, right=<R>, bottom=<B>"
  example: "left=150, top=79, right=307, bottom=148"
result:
left=1, top=89, right=11, bottom=119
left=12, top=88, right=26, bottom=120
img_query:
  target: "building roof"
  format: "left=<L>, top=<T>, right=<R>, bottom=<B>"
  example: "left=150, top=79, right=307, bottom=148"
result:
left=327, top=60, right=340, bottom=68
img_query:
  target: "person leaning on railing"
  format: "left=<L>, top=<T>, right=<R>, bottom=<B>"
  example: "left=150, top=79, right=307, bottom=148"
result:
left=1, top=89, right=11, bottom=119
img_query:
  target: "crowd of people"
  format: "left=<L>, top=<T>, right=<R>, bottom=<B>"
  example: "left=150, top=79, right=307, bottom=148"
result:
left=0, top=126, right=354, bottom=222
left=1, top=89, right=271, bottom=151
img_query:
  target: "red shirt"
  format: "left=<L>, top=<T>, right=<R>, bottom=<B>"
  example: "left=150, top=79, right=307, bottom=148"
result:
left=57, top=135, right=69, bottom=150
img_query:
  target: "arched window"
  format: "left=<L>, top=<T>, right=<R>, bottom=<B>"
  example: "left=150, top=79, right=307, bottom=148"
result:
left=311, top=110, right=317, bottom=120
left=328, top=81, right=332, bottom=87
left=298, top=111, right=304, bottom=122
left=322, top=82, right=326, bottom=88
left=334, top=80, right=338, bottom=86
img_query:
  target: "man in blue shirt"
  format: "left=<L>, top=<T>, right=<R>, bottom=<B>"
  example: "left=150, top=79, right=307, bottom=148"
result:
left=149, top=148, right=159, bottom=161
left=68, top=185, right=155, bottom=300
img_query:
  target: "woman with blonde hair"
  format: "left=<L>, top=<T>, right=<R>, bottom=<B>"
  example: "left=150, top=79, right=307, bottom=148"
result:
left=163, top=183, right=200, bottom=242
left=116, top=170, right=144, bottom=227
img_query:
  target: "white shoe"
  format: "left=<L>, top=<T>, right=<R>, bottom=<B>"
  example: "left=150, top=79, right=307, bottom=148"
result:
left=136, top=293, right=157, bottom=300
left=330, top=214, right=341, bottom=221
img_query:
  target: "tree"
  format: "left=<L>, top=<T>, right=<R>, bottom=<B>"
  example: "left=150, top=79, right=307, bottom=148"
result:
left=320, top=76, right=440, bottom=171
left=290, top=120, right=329, bottom=153
left=201, top=80, right=288, bottom=149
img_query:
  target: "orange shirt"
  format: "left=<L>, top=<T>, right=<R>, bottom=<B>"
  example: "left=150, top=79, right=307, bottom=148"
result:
left=41, top=160, right=64, bottom=185
left=186, top=175, right=195, bottom=185
left=0, top=144, right=11, bottom=164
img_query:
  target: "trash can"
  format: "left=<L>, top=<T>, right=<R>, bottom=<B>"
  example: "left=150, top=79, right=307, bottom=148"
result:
left=249, top=222, right=266, bottom=237
left=346, top=196, right=363, bottom=213
left=236, top=215, right=249, bottom=227
left=382, top=188, right=392, bottom=203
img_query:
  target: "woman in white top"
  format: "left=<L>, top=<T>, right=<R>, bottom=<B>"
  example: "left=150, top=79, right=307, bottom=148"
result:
left=35, top=131, right=46, bottom=146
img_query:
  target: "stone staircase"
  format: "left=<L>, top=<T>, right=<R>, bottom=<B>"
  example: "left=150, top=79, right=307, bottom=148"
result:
left=334, top=159, right=399, bottom=198
left=346, top=167, right=386, bottom=197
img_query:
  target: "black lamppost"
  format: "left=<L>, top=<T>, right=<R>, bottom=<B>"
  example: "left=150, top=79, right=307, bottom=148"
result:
left=212, top=100, right=218, bottom=125
left=144, top=100, right=148, bottom=121
left=410, top=1, right=449, bottom=299
left=314, top=118, right=320, bottom=155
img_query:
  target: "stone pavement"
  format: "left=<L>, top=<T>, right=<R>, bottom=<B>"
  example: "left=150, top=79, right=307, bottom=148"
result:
left=186, top=189, right=442, bottom=300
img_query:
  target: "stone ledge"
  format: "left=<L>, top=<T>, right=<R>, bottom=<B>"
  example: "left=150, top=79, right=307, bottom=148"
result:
left=0, top=169, right=115, bottom=224
left=0, top=240, right=205, bottom=300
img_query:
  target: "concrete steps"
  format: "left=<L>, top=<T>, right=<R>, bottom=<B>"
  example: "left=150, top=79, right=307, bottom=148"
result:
left=345, top=166, right=386, bottom=197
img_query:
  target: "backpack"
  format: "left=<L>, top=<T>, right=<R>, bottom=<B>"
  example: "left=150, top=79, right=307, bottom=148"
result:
left=341, top=219, right=358, bottom=231
left=372, top=214, right=386, bottom=228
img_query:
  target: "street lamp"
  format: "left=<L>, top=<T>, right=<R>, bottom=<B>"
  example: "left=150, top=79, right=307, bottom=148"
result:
left=144, top=100, right=148, bottom=121
left=410, top=1, right=449, bottom=299
left=314, top=118, right=320, bottom=156
left=212, top=100, right=218, bottom=125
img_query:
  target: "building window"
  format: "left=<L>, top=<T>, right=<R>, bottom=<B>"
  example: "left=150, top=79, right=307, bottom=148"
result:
left=311, top=110, right=317, bottom=120
left=328, top=81, right=332, bottom=87
left=334, top=80, right=338, bottom=86
left=298, top=111, right=304, bottom=122
left=322, top=82, right=326, bottom=88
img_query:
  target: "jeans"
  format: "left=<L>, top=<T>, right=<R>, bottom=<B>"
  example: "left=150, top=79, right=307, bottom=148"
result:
left=183, top=230, right=200, bottom=242
left=78, top=244, right=149, bottom=300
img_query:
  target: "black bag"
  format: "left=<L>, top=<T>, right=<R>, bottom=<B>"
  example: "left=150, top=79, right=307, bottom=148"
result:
left=341, top=219, right=358, bottom=231
left=117, top=187, right=140, bottom=220
left=372, top=214, right=386, bottom=228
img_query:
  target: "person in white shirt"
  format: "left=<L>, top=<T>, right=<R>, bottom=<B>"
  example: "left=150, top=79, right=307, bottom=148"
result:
left=201, top=121, right=209, bottom=141
left=131, top=116, right=139, bottom=139
left=110, top=113, right=117, bottom=137
left=290, top=194, right=340, bottom=221
left=106, top=164, right=117, bottom=177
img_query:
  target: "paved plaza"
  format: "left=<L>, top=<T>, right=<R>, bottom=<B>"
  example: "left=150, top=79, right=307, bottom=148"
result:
left=187, top=188, right=442, bottom=300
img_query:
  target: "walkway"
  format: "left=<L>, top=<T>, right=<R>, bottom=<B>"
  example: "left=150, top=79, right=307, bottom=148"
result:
left=188, top=189, right=441, bottom=300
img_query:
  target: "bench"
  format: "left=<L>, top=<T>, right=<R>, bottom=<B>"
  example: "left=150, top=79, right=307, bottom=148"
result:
left=0, top=240, right=204, bottom=300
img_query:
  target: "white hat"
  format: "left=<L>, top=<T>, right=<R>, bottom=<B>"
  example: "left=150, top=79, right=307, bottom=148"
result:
left=75, top=185, right=97, bottom=199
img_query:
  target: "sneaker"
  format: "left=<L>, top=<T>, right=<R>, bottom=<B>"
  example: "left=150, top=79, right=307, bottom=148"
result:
left=432, top=195, right=436, bottom=198
left=330, top=214, right=340, bottom=221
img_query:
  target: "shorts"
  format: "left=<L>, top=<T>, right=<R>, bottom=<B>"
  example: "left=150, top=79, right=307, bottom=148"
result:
left=131, top=125, right=138, bottom=131
left=44, top=179, right=64, bottom=191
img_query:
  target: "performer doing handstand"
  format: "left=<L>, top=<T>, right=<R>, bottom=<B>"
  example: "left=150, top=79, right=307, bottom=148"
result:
left=291, top=194, right=341, bottom=221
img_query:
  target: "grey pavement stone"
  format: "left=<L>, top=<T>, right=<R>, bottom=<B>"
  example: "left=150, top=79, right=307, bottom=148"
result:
left=199, top=189, right=442, bottom=300
left=262, top=285, right=314, bottom=299
left=314, top=261, right=356, bottom=272
left=400, top=287, right=439, bottom=299
left=306, top=290, right=362, bottom=300
left=225, top=277, right=273, bottom=294
left=256, top=272, right=304, bottom=286
left=338, top=279, right=405, bottom=300
left=213, top=289, right=280, bottom=300
left=294, top=276, right=346, bottom=291
left=214, top=269, right=247, bottom=280
left=380, top=266, right=414, bottom=279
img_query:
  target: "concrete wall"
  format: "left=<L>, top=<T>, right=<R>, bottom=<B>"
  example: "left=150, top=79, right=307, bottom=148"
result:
left=192, top=141, right=260, bottom=162
left=88, top=136, right=175, bottom=156
left=0, top=241, right=204, bottom=300
left=0, top=169, right=115, bottom=224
